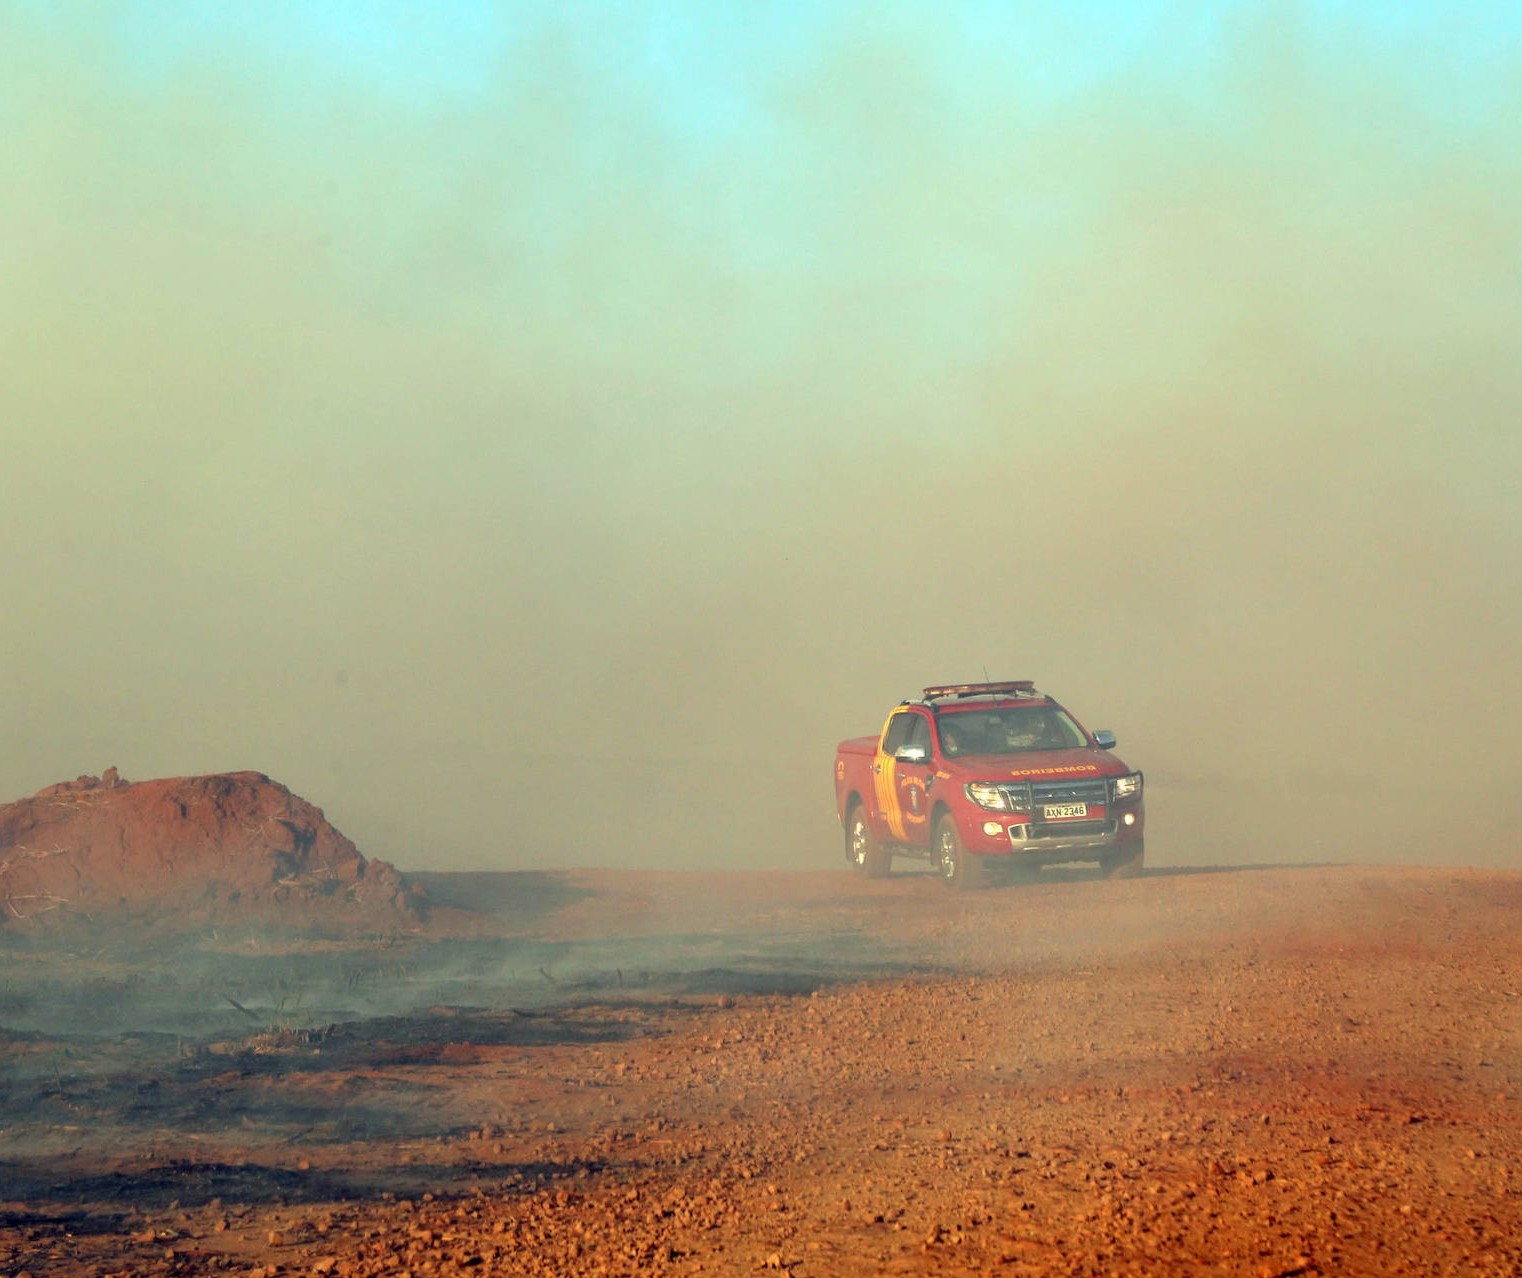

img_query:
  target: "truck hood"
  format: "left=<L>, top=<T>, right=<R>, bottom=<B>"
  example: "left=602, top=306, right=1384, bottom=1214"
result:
left=940, top=747, right=1133, bottom=782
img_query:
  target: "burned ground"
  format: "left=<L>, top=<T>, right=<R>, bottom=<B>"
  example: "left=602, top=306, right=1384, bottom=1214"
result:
left=1, top=863, right=1520, bottom=1276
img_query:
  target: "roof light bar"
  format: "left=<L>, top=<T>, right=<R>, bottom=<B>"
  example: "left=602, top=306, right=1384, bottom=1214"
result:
left=921, top=680, right=1037, bottom=700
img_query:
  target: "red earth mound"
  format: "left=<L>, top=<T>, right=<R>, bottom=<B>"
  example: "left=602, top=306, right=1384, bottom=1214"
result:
left=0, top=768, right=422, bottom=929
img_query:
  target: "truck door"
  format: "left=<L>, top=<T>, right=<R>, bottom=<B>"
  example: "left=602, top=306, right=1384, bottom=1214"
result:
left=873, top=710, right=933, bottom=845
left=894, top=713, right=934, bottom=846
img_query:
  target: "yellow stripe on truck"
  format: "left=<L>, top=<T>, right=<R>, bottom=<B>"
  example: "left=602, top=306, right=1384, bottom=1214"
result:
left=873, top=712, right=906, bottom=842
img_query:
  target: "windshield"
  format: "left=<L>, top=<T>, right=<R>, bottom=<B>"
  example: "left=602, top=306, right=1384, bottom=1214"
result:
left=937, top=707, right=1088, bottom=757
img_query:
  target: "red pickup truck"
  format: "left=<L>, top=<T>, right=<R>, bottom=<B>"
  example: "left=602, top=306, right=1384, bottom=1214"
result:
left=835, top=681, right=1145, bottom=888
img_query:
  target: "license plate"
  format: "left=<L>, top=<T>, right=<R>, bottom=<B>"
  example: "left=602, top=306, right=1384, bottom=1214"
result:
left=1043, top=803, right=1087, bottom=820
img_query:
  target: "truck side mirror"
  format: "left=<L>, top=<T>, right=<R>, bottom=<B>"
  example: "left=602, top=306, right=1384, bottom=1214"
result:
left=1093, top=730, right=1117, bottom=750
left=895, top=745, right=928, bottom=764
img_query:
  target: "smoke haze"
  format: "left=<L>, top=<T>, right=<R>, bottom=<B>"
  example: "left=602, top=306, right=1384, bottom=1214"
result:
left=4, top=4, right=1520, bottom=871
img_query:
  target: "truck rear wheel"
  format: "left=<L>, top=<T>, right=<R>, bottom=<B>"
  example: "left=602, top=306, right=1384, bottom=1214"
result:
left=845, top=805, right=890, bottom=878
left=935, top=816, right=986, bottom=891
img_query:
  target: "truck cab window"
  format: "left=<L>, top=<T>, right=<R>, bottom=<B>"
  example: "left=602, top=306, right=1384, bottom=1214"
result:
left=881, top=712, right=917, bottom=756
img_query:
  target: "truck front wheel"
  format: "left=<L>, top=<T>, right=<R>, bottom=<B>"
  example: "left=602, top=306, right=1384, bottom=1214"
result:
left=935, top=816, right=986, bottom=891
left=845, top=805, right=890, bottom=878
left=1100, top=842, right=1145, bottom=879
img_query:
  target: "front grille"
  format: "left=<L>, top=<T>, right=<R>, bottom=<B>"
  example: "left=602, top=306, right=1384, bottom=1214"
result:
left=991, top=777, right=1111, bottom=811
left=1031, top=777, right=1110, bottom=806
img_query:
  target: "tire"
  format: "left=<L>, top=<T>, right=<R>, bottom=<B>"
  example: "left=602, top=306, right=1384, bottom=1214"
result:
left=845, top=804, right=890, bottom=878
left=1100, top=842, right=1145, bottom=879
left=935, top=816, right=986, bottom=891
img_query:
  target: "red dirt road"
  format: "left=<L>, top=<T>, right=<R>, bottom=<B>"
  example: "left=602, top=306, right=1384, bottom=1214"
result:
left=3, top=862, right=1520, bottom=1276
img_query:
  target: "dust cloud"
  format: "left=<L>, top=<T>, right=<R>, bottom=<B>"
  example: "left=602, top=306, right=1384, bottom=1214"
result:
left=2, top=7, right=1519, bottom=872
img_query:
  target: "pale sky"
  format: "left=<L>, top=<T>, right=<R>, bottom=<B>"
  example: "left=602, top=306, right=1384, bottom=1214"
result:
left=4, top=2, right=1520, bottom=871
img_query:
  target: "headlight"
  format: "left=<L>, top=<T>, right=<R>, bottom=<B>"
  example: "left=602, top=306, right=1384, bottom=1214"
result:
left=965, top=782, right=1011, bottom=811
left=1112, top=773, right=1143, bottom=801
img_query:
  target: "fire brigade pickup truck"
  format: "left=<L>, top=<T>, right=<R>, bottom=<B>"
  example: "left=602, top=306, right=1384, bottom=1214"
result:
left=834, top=681, right=1144, bottom=888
